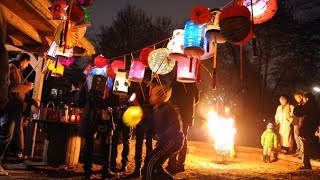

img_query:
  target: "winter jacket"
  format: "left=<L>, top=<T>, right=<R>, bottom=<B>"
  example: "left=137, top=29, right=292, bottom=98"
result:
left=261, top=130, right=278, bottom=148
left=275, top=103, right=294, bottom=147
left=152, top=102, right=184, bottom=145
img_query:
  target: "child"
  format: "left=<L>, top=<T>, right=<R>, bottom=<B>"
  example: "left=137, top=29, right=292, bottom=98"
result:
left=261, top=123, right=278, bottom=163
left=142, top=85, right=184, bottom=180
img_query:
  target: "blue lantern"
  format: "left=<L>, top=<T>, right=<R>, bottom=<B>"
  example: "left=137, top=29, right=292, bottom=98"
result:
left=184, top=20, right=205, bottom=58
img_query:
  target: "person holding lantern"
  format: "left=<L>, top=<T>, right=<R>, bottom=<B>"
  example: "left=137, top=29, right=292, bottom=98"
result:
left=142, top=84, right=184, bottom=180
left=274, top=96, right=294, bottom=154
left=76, top=76, right=116, bottom=179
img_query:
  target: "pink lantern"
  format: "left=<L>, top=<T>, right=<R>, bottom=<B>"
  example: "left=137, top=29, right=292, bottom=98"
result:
left=111, top=60, right=125, bottom=72
left=177, top=58, right=197, bottom=83
left=129, top=60, right=145, bottom=82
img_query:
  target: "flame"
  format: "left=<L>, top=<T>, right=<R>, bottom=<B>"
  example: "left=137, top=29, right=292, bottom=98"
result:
left=207, top=110, right=236, bottom=156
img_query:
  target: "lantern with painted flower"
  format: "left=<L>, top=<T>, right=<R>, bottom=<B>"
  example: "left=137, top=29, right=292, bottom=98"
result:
left=183, top=20, right=205, bottom=58
left=168, top=29, right=188, bottom=62
left=177, top=58, right=197, bottom=83
left=206, top=9, right=226, bottom=43
left=235, top=0, right=278, bottom=24
left=48, top=59, right=64, bottom=77
left=129, top=60, right=145, bottom=82
left=113, top=69, right=129, bottom=95
left=148, top=48, right=175, bottom=75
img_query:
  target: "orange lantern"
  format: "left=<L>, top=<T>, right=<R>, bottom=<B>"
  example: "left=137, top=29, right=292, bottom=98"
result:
left=234, top=0, right=278, bottom=24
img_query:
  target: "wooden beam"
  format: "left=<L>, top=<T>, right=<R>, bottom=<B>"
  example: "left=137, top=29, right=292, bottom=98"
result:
left=0, top=4, right=48, bottom=45
left=9, top=35, right=23, bottom=46
left=77, top=37, right=95, bottom=56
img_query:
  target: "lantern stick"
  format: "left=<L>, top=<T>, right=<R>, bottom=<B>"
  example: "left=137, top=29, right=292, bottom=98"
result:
left=155, top=74, right=166, bottom=97
left=212, top=42, right=218, bottom=90
left=250, top=0, right=257, bottom=57
left=139, top=82, right=146, bottom=101
left=183, top=83, right=188, bottom=93
left=240, top=44, right=243, bottom=80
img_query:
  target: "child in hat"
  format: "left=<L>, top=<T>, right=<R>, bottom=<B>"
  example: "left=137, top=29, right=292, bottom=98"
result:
left=261, top=123, right=278, bottom=163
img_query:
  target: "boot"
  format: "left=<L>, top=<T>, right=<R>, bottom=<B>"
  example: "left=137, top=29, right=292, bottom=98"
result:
left=125, top=168, right=141, bottom=179
left=266, top=155, right=271, bottom=163
left=102, top=169, right=116, bottom=179
left=263, top=155, right=267, bottom=163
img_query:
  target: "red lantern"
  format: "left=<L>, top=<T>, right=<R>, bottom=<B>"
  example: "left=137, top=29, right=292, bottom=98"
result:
left=234, top=0, right=278, bottom=24
left=94, top=55, right=109, bottom=68
left=49, top=0, right=67, bottom=20
left=219, top=5, right=253, bottom=45
left=190, top=6, right=212, bottom=25
left=111, top=60, right=125, bottom=73
left=75, top=0, right=95, bottom=7
left=107, top=66, right=116, bottom=78
left=70, top=3, right=85, bottom=24
left=139, top=48, right=153, bottom=67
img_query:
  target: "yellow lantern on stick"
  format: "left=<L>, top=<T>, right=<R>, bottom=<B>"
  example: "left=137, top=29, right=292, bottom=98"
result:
left=123, top=106, right=143, bottom=127
left=48, top=59, right=64, bottom=77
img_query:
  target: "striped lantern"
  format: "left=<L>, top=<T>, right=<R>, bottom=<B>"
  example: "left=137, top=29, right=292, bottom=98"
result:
left=183, top=20, right=205, bottom=58
left=129, top=60, right=145, bottom=82
left=168, top=29, right=188, bottom=62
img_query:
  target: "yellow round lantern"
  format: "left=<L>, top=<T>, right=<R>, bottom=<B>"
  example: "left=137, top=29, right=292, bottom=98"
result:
left=122, top=106, right=143, bottom=127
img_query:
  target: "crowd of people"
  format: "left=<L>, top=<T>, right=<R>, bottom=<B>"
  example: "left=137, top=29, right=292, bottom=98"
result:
left=261, top=93, right=320, bottom=170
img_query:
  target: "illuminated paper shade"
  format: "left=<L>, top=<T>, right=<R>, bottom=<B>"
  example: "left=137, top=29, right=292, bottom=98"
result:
left=129, top=60, right=145, bottom=82
left=48, top=60, right=64, bottom=77
left=184, top=20, right=205, bottom=58
left=55, top=47, right=73, bottom=60
left=111, top=60, right=125, bottom=72
left=235, top=0, right=278, bottom=24
left=47, top=41, right=58, bottom=60
left=87, top=67, right=107, bottom=77
left=177, top=58, right=197, bottom=83
left=205, top=9, right=226, bottom=43
left=200, top=37, right=215, bottom=60
left=123, top=106, right=143, bottom=127
left=148, top=48, right=175, bottom=75
left=168, top=29, right=188, bottom=62
left=113, top=69, right=129, bottom=95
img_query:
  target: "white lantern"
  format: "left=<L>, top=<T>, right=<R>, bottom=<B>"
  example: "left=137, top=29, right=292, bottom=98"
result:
left=176, top=58, right=197, bottom=83
left=47, top=41, right=58, bottom=60
left=113, top=69, right=129, bottom=95
left=168, top=29, right=188, bottom=62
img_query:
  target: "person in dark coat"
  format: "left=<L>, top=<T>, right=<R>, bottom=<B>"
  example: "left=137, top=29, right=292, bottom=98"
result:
left=76, top=77, right=116, bottom=179
left=166, top=81, right=199, bottom=173
left=293, top=93, right=319, bottom=170
left=142, top=84, right=184, bottom=180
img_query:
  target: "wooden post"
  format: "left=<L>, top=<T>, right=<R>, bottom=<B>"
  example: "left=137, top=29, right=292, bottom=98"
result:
left=65, top=126, right=81, bottom=167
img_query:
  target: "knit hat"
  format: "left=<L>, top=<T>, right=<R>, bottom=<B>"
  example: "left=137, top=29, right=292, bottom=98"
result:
left=267, top=123, right=273, bottom=129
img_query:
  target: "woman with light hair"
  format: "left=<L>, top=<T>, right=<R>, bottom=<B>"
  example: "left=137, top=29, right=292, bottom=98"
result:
left=0, top=7, right=11, bottom=176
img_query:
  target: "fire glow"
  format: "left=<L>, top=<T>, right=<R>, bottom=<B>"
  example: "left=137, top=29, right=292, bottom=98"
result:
left=207, top=110, right=236, bottom=156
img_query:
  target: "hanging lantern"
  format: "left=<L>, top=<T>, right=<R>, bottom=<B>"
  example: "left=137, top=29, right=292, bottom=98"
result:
left=183, top=20, right=205, bottom=58
left=235, top=0, right=278, bottom=24
left=87, top=67, right=107, bottom=77
left=49, top=0, right=67, bottom=20
left=139, top=48, right=153, bottom=67
left=205, top=9, right=226, bottom=43
left=219, top=5, right=253, bottom=45
left=129, top=60, right=145, bottom=82
left=177, top=58, right=197, bottom=83
left=55, top=47, right=73, bottom=60
left=59, top=56, right=74, bottom=67
left=148, top=48, right=175, bottom=75
left=200, top=37, right=215, bottom=60
left=94, top=55, right=109, bottom=68
left=168, top=29, right=188, bottom=62
left=190, top=6, right=212, bottom=25
left=113, top=69, right=129, bottom=95
left=47, top=41, right=58, bottom=60
left=75, top=0, right=95, bottom=7
left=48, top=59, right=64, bottom=77
left=107, top=66, right=116, bottom=78
left=111, top=60, right=125, bottom=73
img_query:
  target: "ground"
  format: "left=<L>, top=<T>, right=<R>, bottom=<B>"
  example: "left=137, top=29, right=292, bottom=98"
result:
left=2, top=140, right=320, bottom=180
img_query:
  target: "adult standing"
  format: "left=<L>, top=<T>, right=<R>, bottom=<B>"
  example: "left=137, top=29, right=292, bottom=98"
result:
left=292, top=92, right=305, bottom=157
left=0, top=7, right=10, bottom=176
left=166, top=81, right=199, bottom=173
left=274, top=96, right=294, bottom=154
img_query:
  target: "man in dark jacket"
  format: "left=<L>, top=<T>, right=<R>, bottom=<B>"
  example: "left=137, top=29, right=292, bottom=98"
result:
left=76, top=77, right=116, bottom=179
left=142, top=84, right=184, bottom=180
left=293, top=93, right=319, bottom=170
left=166, top=81, right=199, bottom=173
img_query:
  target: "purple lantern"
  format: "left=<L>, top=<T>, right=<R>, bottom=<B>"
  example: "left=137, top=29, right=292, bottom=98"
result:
left=129, top=60, right=145, bottom=82
left=177, top=58, right=197, bottom=83
left=59, top=56, right=75, bottom=67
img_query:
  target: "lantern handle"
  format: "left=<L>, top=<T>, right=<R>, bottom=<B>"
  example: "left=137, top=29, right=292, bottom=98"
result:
left=139, top=82, right=146, bottom=102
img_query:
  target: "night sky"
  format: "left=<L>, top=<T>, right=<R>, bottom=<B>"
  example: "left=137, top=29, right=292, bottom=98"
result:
left=88, top=0, right=230, bottom=30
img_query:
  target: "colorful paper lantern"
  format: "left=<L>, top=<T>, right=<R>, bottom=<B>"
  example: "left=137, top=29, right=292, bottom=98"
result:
left=111, top=60, right=125, bottom=73
left=129, top=60, right=145, bottom=82
left=113, top=69, right=129, bottom=95
left=48, top=59, right=64, bottom=77
left=177, top=58, right=197, bottom=83
left=106, top=66, right=116, bottom=78
left=49, top=0, right=67, bottom=20
left=122, top=106, right=143, bottom=127
left=87, top=67, right=107, bottom=77
left=205, top=9, right=226, bottom=43
left=55, top=47, right=73, bottom=60
left=184, top=20, right=205, bottom=58
left=94, top=55, right=109, bottom=68
left=190, top=6, right=212, bottom=25
left=47, top=41, right=58, bottom=60
left=139, top=48, right=153, bottom=67
left=219, top=5, right=253, bottom=45
left=59, top=56, right=74, bottom=67
left=148, top=48, right=175, bottom=75
left=200, top=37, right=215, bottom=60
left=168, top=29, right=188, bottom=62
left=235, top=0, right=278, bottom=24
left=75, top=0, right=95, bottom=7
